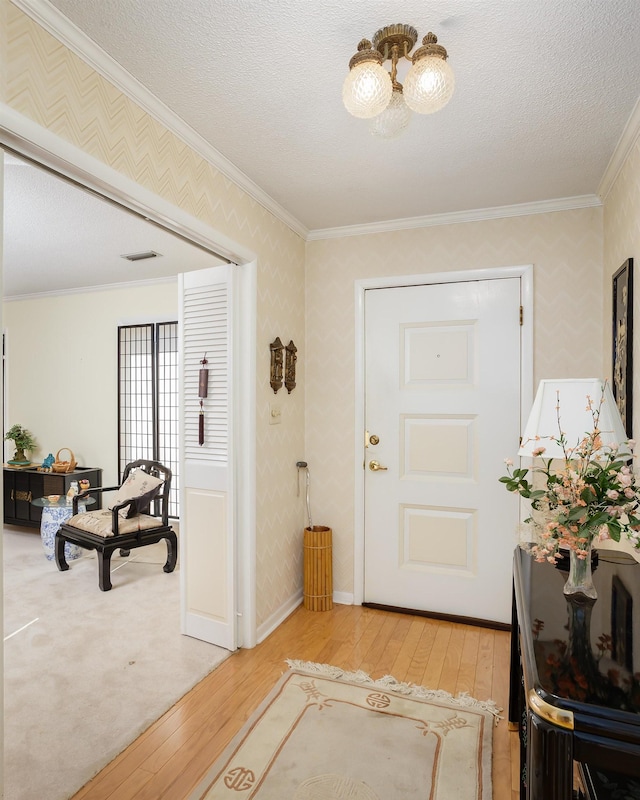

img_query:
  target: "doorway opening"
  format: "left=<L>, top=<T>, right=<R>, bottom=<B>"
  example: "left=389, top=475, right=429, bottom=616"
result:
left=1, top=135, right=257, bottom=648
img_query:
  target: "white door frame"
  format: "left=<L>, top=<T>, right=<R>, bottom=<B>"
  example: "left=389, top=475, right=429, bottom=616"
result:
left=353, top=265, right=534, bottom=605
left=0, top=106, right=258, bottom=648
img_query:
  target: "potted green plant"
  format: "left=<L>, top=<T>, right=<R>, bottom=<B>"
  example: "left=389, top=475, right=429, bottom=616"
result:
left=4, top=424, right=37, bottom=464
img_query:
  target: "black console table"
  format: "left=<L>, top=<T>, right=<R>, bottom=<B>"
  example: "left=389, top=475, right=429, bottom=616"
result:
left=510, top=546, right=640, bottom=800
left=3, top=466, right=103, bottom=528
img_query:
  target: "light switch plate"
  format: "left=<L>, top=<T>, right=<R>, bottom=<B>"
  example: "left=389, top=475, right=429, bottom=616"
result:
left=269, top=403, right=282, bottom=425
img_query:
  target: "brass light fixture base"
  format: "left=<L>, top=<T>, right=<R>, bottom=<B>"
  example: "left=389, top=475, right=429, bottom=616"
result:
left=372, top=24, right=418, bottom=59
left=348, top=38, right=384, bottom=70
left=412, top=32, right=449, bottom=63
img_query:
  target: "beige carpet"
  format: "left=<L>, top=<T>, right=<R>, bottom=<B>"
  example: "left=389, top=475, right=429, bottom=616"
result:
left=3, top=527, right=230, bottom=800
left=190, top=660, right=500, bottom=799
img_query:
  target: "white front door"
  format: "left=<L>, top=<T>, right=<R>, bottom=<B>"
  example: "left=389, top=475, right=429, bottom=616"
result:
left=363, top=277, right=522, bottom=624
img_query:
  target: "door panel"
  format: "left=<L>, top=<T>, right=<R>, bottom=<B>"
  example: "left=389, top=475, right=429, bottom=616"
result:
left=179, top=265, right=236, bottom=651
left=364, top=278, right=521, bottom=624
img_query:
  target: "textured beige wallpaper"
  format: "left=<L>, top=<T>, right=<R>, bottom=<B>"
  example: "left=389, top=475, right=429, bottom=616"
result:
left=3, top=1, right=306, bottom=628
left=603, top=136, right=640, bottom=440
left=305, top=208, right=604, bottom=596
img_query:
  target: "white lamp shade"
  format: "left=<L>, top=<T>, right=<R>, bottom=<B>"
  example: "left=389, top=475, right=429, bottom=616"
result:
left=342, top=61, right=393, bottom=119
left=518, top=378, right=629, bottom=459
left=404, top=55, right=454, bottom=114
left=369, top=87, right=411, bottom=138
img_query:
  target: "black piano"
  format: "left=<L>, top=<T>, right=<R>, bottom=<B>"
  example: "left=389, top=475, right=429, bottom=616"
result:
left=510, top=545, right=640, bottom=799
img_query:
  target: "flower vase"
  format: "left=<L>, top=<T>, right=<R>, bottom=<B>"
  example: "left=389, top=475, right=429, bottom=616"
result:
left=564, top=543, right=597, bottom=600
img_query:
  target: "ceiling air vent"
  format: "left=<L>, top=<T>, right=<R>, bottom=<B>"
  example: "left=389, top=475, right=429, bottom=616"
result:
left=121, top=250, right=162, bottom=262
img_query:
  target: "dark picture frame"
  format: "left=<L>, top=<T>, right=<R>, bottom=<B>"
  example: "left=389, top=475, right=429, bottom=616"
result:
left=612, top=258, right=633, bottom=437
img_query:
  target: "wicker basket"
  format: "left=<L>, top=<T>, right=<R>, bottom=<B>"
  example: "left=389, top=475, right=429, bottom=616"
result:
left=51, top=448, right=77, bottom=473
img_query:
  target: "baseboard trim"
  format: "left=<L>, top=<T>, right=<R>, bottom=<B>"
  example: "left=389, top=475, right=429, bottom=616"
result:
left=362, top=602, right=511, bottom=632
left=256, top=590, right=303, bottom=644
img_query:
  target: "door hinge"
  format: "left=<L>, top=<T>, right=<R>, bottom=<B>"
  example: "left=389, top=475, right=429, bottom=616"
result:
left=519, top=305, right=523, bottom=326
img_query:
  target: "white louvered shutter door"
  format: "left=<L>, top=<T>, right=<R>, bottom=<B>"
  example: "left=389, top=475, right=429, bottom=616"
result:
left=179, top=264, right=236, bottom=650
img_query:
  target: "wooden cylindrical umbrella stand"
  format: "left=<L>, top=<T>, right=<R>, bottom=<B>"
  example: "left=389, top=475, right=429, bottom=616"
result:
left=303, top=525, right=333, bottom=611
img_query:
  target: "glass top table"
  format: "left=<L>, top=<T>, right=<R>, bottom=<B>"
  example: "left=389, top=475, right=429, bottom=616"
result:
left=31, top=496, right=96, bottom=508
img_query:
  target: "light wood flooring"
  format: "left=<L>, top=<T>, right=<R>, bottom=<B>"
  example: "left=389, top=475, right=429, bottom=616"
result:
left=71, top=604, right=519, bottom=799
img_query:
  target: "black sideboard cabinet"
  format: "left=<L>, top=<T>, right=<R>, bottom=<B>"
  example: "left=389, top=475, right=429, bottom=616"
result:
left=510, top=546, right=640, bottom=800
left=3, top=466, right=103, bottom=528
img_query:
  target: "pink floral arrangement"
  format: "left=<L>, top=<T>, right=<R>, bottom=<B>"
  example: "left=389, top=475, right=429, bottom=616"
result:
left=500, top=388, right=640, bottom=563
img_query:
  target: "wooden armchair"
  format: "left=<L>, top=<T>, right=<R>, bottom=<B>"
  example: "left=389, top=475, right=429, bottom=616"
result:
left=55, top=459, right=177, bottom=591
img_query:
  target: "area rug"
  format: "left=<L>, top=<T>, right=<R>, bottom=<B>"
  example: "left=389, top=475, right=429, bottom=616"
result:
left=3, top=528, right=230, bottom=800
left=189, top=660, right=501, bottom=799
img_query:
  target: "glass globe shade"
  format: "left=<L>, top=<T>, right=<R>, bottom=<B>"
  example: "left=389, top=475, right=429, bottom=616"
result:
left=343, top=61, right=393, bottom=119
left=404, top=56, right=455, bottom=114
left=369, top=89, right=411, bottom=139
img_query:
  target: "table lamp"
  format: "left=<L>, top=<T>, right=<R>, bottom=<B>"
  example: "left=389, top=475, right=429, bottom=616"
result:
left=518, top=378, right=629, bottom=459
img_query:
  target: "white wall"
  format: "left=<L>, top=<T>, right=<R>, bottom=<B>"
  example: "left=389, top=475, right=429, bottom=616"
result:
left=3, top=280, right=178, bottom=486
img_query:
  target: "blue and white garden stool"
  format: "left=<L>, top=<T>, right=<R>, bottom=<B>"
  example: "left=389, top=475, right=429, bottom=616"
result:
left=38, top=503, right=84, bottom=561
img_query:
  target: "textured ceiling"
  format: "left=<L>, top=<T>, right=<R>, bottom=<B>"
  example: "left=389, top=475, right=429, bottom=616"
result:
left=41, top=0, right=640, bottom=231
left=3, top=155, right=224, bottom=298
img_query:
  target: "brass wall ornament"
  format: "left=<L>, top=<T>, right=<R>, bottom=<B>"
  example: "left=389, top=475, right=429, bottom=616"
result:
left=270, top=337, right=284, bottom=393
left=285, top=340, right=297, bottom=393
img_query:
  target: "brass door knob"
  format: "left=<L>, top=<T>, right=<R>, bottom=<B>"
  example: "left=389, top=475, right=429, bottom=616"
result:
left=369, top=460, right=388, bottom=471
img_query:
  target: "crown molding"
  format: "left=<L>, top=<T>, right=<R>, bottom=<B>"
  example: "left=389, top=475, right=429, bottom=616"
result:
left=598, top=96, right=640, bottom=200
left=4, top=275, right=177, bottom=303
left=11, top=0, right=309, bottom=241
left=307, top=195, right=602, bottom=241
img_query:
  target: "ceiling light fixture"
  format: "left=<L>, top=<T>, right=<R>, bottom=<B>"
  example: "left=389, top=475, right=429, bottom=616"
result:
left=342, top=24, right=454, bottom=139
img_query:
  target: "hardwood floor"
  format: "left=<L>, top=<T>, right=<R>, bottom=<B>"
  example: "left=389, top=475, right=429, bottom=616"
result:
left=71, top=604, right=520, bottom=799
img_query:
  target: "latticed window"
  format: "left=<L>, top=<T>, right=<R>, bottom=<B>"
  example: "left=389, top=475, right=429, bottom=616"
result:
left=118, top=322, right=179, bottom=517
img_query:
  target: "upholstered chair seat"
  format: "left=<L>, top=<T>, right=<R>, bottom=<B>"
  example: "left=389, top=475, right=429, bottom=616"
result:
left=55, top=459, right=177, bottom=591
left=65, top=509, right=166, bottom=537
